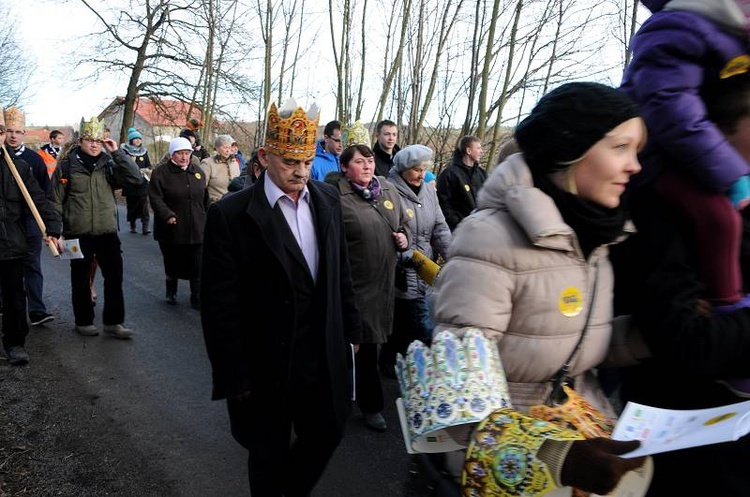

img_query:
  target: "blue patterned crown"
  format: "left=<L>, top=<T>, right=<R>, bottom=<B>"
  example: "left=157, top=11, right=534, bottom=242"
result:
left=396, top=329, right=512, bottom=453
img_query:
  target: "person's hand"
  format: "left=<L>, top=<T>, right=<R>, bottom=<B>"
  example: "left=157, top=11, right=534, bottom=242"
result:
left=102, top=138, right=118, bottom=153
left=561, top=438, right=645, bottom=495
left=45, top=236, right=63, bottom=253
left=167, top=216, right=178, bottom=225
left=353, top=344, right=360, bottom=353
left=392, top=231, right=408, bottom=251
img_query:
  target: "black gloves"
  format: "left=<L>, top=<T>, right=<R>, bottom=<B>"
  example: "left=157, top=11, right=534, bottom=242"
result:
left=561, top=438, right=645, bottom=495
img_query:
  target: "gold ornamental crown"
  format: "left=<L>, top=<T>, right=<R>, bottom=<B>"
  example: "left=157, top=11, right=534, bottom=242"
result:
left=79, top=116, right=105, bottom=141
left=4, top=106, right=24, bottom=130
left=264, top=98, right=320, bottom=160
left=342, top=120, right=371, bottom=148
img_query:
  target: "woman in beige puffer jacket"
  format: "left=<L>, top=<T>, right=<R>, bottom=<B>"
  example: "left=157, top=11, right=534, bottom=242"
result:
left=431, top=83, right=650, bottom=495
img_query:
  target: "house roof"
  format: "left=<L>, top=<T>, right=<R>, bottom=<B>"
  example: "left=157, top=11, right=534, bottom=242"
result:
left=100, top=97, right=203, bottom=128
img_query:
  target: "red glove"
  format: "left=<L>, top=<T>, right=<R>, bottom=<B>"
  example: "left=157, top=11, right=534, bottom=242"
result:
left=561, top=438, right=645, bottom=495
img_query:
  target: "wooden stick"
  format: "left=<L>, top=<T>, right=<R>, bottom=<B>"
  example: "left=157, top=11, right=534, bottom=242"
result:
left=2, top=145, right=60, bottom=257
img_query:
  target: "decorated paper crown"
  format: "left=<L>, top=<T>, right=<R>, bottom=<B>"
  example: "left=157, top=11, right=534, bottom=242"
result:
left=396, top=329, right=512, bottom=453
left=342, top=120, right=371, bottom=147
left=79, top=117, right=105, bottom=141
left=264, top=98, right=320, bottom=160
left=4, top=106, right=24, bottom=130
left=463, top=409, right=584, bottom=497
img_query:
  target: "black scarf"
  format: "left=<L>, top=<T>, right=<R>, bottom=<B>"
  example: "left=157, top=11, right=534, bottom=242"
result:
left=532, top=171, right=627, bottom=260
left=76, top=150, right=100, bottom=173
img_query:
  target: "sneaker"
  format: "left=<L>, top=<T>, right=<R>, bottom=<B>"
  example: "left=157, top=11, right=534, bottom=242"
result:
left=29, top=311, right=54, bottom=326
left=75, top=324, right=99, bottom=336
left=719, top=379, right=750, bottom=398
left=103, top=323, right=134, bottom=339
left=130, top=223, right=137, bottom=234
left=363, top=412, right=387, bottom=432
left=6, top=346, right=29, bottom=365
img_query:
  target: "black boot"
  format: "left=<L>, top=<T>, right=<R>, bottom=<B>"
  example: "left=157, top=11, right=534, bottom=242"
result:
left=189, top=278, right=201, bottom=310
left=129, top=222, right=137, bottom=234
left=166, top=278, right=178, bottom=305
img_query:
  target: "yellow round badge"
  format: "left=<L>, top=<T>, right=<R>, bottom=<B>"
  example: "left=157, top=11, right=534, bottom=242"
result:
left=383, top=200, right=394, bottom=210
left=406, top=208, right=414, bottom=218
left=558, top=287, right=584, bottom=317
left=464, top=184, right=470, bottom=192
left=195, top=173, right=202, bottom=180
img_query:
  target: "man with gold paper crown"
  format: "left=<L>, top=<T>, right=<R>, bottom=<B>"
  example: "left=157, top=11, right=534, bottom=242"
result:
left=52, top=117, right=143, bottom=339
left=4, top=106, right=57, bottom=327
left=201, top=99, right=362, bottom=497
left=0, top=108, right=62, bottom=365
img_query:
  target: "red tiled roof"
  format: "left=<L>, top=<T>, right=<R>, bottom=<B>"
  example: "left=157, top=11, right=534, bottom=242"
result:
left=133, top=98, right=202, bottom=127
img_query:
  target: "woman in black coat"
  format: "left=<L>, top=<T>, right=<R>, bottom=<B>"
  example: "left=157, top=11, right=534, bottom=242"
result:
left=149, top=137, right=209, bottom=309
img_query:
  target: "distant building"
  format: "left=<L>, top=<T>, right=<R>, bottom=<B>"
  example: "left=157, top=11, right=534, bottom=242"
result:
left=24, top=126, right=76, bottom=150
left=98, top=97, right=203, bottom=148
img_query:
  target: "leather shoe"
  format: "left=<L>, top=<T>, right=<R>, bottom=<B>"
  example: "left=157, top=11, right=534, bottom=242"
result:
left=6, top=346, right=30, bottom=365
left=364, top=412, right=387, bottom=432
left=75, top=324, right=99, bottom=336
left=103, top=324, right=134, bottom=339
left=29, top=311, right=54, bottom=326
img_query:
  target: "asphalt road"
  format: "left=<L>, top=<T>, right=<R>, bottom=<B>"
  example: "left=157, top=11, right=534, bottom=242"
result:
left=18, top=204, right=413, bottom=496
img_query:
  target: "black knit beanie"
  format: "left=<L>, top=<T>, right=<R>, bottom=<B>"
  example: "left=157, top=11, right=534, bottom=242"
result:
left=514, top=82, right=641, bottom=175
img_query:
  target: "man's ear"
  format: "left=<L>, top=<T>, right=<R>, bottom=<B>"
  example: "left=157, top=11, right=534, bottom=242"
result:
left=257, top=147, right=270, bottom=167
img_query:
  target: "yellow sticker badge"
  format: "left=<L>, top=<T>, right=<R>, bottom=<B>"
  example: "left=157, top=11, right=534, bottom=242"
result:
left=383, top=200, right=394, bottom=210
left=195, top=172, right=202, bottom=180
left=464, top=184, right=471, bottom=192
left=720, top=55, right=750, bottom=79
left=406, top=208, right=415, bottom=218
left=559, top=287, right=584, bottom=317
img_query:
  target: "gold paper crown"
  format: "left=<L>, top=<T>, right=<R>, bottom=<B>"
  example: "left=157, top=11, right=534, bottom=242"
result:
left=264, top=99, right=320, bottom=160
left=4, top=106, right=24, bottom=130
left=79, top=117, right=105, bottom=141
left=342, top=120, right=371, bottom=147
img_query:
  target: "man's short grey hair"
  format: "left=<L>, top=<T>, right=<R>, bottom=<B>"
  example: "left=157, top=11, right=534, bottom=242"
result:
left=214, top=134, right=235, bottom=149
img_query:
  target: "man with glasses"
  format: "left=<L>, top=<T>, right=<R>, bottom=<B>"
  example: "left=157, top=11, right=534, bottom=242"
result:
left=52, top=117, right=143, bottom=339
left=0, top=116, right=62, bottom=365
left=310, top=120, right=343, bottom=181
left=4, top=106, right=56, bottom=327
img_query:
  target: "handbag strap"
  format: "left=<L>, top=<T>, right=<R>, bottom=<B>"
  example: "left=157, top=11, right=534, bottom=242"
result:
left=548, top=262, right=599, bottom=405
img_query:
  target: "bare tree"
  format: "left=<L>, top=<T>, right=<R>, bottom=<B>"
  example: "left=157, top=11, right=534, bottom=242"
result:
left=0, top=4, right=32, bottom=106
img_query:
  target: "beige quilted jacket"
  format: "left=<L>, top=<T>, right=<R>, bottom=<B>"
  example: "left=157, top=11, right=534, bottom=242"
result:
left=433, top=154, right=633, bottom=415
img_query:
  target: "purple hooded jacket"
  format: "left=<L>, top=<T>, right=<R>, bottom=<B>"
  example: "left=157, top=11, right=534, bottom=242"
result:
left=621, top=0, right=750, bottom=192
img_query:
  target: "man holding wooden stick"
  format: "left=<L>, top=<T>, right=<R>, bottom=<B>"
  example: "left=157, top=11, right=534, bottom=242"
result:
left=0, top=118, right=62, bottom=365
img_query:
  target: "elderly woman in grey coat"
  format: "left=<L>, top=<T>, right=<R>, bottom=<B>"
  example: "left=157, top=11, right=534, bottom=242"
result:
left=382, top=144, right=451, bottom=371
left=201, top=134, right=240, bottom=204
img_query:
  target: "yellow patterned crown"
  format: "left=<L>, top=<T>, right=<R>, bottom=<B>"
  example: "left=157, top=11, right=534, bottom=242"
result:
left=342, top=120, right=371, bottom=147
left=80, top=117, right=105, bottom=141
left=264, top=98, right=320, bottom=160
left=4, top=106, right=24, bottom=130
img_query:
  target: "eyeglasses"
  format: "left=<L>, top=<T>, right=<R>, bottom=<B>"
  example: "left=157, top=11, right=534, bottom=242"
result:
left=83, top=138, right=103, bottom=145
left=328, top=136, right=342, bottom=143
left=5, top=130, right=24, bottom=135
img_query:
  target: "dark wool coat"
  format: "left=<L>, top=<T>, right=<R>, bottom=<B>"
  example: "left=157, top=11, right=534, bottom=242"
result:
left=336, top=176, right=410, bottom=344
left=200, top=174, right=362, bottom=431
left=611, top=185, right=750, bottom=496
left=149, top=158, right=208, bottom=245
left=372, top=142, right=400, bottom=178
left=0, top=154, right=61, bottom=261
left=436, top=157, right=487, bottom=231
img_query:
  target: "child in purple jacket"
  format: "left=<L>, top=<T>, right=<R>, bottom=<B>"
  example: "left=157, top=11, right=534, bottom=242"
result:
left=622, top=0, right=750, bottom=395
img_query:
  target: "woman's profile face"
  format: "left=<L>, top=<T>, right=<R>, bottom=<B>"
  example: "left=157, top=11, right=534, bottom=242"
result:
left=402, top=164, right=426, bottom=187
left=342, top=150, right=375, bottom=187
left=572, top=117, right=643, bottom=208
left=216, top=142, right=232, bottom=159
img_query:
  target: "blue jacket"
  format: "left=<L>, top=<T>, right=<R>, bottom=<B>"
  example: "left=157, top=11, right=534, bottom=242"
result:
left=621, top=0, right=750, bottom=192
left=311, top=139, right=339, bottom=182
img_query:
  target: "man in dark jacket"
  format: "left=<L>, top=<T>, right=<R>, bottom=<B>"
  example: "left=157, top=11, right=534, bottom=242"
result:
left=436, top=135, right=487, bottom=231
left=4, top=106, right=56, bottom=326
left=0, top=127, right=62, bottom=365
left=372, top=119, right=400, bottom=177
left=53, top=117, right=143, bottom=339
left=201, top=99, right=362, bottom=497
